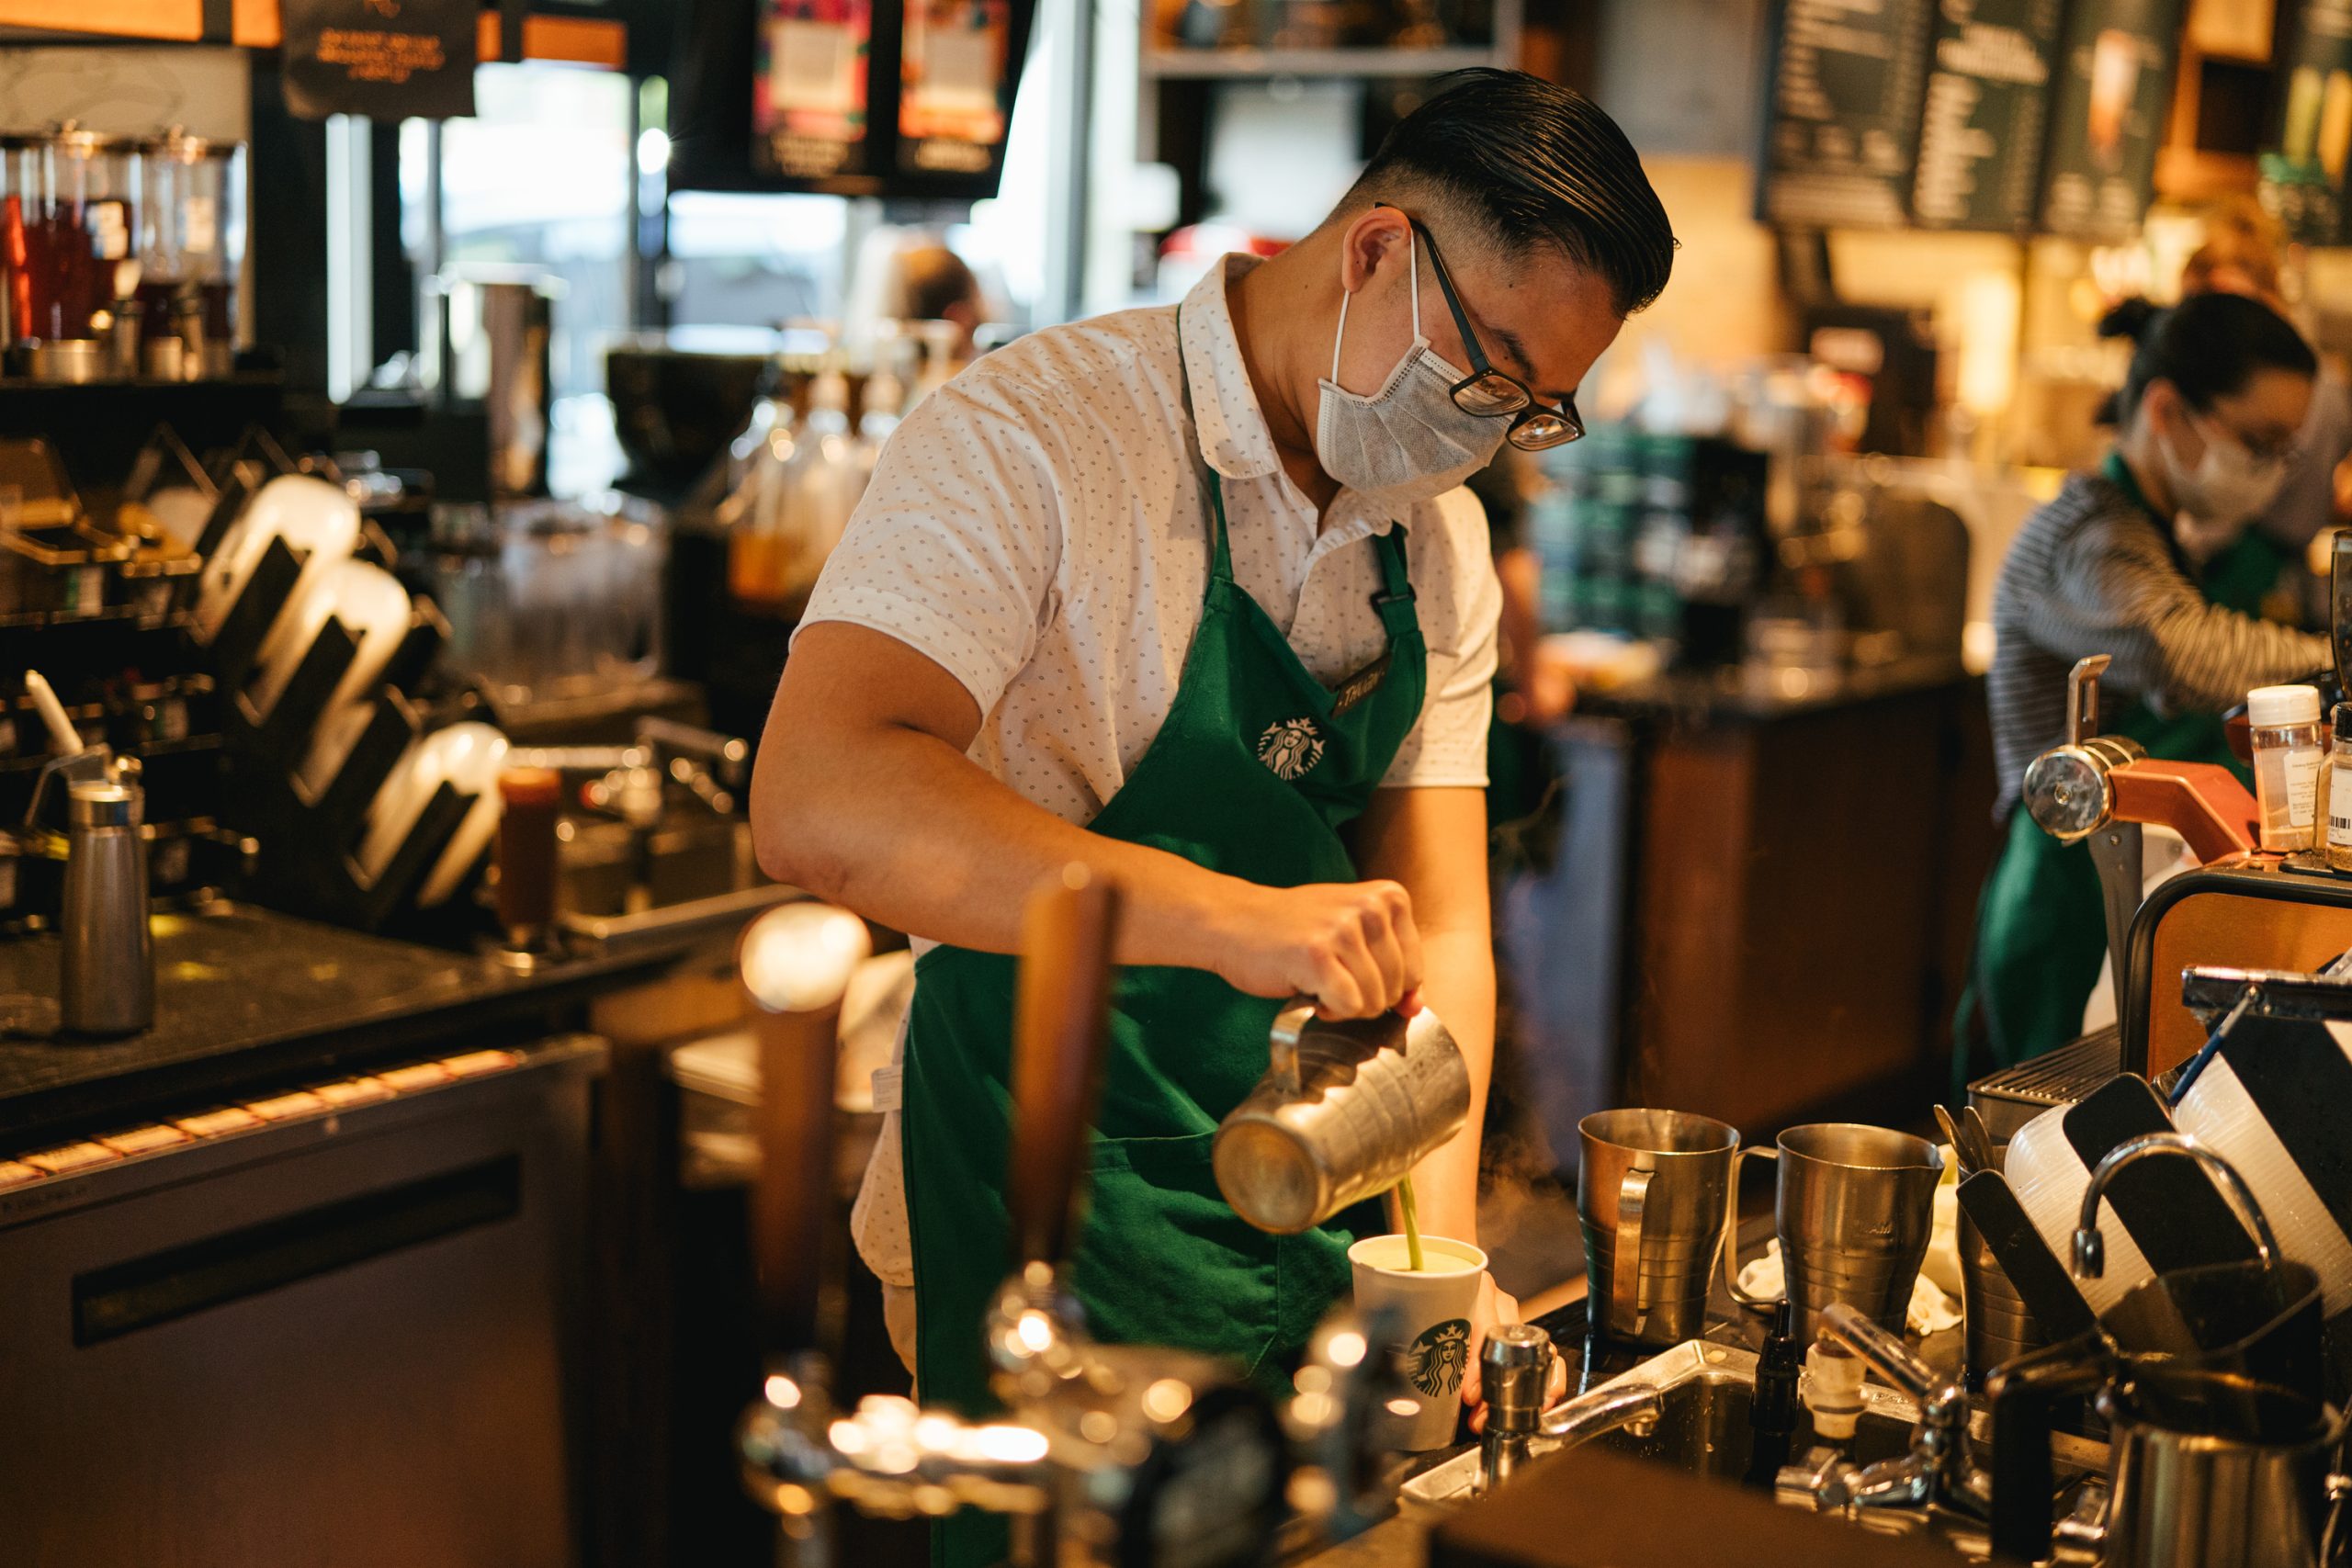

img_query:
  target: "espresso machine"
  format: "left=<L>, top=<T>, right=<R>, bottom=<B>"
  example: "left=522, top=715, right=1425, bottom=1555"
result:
left=1980, top=533, right=2352, bottom=1121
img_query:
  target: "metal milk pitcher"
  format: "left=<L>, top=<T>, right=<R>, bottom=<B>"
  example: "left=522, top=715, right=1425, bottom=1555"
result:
left=2099, top=1383, right=2346, bottom=1568
left=1213, top=1001, right=1470, bottom=1235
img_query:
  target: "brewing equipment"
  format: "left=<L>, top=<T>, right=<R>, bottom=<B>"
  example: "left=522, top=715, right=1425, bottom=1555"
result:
left=1212, top=1000, right=1471, bottom=1235
left=734, top=877, right=1397, bottom=1568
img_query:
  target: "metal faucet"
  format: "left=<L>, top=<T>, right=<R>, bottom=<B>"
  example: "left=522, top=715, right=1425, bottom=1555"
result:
left=2071, top=1133, right=2277, bottom=1279
left=1806, top=1303, right=1989, bottom=1519
left=1475, top=1324, right=1662, bottom=1495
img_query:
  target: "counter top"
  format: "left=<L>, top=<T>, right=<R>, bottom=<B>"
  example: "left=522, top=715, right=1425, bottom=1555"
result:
left=0, top=902, right=685, bottom=1144
left=1295, top=1218, right=1964, bottom=1568
left=1577, top=654, right=1973, bottom=727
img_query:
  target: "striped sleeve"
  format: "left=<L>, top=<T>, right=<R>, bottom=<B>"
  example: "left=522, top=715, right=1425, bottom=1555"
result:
left=2033, top=516, right=2328, bottom=715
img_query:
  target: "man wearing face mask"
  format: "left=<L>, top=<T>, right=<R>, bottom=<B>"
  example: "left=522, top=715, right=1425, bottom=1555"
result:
left=750, top=68, right=1674, bottom=1549
left=1965, top=291, right=2326, bottom=1074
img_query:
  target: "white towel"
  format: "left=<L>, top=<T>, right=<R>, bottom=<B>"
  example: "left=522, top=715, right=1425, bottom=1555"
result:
left=1736, top=1240, right=1962, bottom=1336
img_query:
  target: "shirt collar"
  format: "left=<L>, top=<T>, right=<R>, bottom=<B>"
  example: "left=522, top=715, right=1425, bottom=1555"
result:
left=1180, top=254, right=1285, bottom=483
left=1179, top=254, right=1408, bottom=532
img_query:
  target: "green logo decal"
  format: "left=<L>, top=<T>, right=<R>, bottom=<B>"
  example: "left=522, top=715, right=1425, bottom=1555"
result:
left=1408, top=1317, right=1472, bottom=1399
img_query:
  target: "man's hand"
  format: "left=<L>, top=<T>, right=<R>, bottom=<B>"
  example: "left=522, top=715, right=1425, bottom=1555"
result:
left=1461, top=1273, right=1566, bottom=1432
left=1196, top=878, right=1424, bottom=1019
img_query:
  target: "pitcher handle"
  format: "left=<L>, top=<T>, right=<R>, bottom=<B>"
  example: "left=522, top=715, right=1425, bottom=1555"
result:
left=1270, top=998, right=1317, bottom=1094
left=1612, top=1166, right=1653, bottom=1336
left=1724, top=1145, right=1781, bottom=1311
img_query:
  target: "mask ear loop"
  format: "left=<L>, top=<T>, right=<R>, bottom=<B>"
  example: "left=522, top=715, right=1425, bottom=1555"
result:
left=1330, top=220, right=1422, bottom=383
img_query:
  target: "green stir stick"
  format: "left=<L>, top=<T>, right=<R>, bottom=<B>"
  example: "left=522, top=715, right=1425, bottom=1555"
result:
left=1396, top=1172, right=1424, bottom=1271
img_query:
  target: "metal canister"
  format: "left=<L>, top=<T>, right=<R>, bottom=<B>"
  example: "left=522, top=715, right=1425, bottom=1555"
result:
left=1212, top=1002, right=1470, bottom=1235
left=61, top=778, right=152, bottom=1035
left=1959, top=1201, right=2045, bottom=1389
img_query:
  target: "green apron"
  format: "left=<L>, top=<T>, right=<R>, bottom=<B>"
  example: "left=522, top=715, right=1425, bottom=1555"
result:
left=1958, top=452, right=2278, bottom=1085
left=900, top=312, right=1430, bottom=1568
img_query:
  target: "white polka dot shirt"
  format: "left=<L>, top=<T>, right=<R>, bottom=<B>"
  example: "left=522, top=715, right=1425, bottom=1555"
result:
left=797, top=254, right=1502, bottom=835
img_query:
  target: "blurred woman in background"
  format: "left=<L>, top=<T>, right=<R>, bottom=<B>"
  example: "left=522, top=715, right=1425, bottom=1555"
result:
left=1962, top=291, right=2328, bottom=1074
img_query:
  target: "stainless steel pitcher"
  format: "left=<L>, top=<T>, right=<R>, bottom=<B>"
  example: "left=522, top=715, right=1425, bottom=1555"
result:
left=2100, top=1382, right=2346, bottom=1568
left=1213, top=1001, right=1470, bottom=1235
left=1725, top=1122, right=1943, bottom=1344
left=1577, top=1109, right=1738, bottom=1348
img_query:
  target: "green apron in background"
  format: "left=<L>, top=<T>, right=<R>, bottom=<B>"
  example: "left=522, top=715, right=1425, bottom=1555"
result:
left=1958, top=452, right=2280, bottom=1089
left=899, top=312, right=1430, bottom=1568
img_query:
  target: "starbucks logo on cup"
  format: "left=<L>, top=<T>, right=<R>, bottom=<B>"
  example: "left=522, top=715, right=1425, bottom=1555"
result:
left=1257, top=718, right=1325, bottom=781
left=1408, top=1318, right=1473, bottom=1399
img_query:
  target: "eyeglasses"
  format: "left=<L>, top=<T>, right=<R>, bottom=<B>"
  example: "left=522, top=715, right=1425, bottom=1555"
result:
left=1402, top=211, right=1586, bottom=451
left=2188, top=405, right=2299, bottom=466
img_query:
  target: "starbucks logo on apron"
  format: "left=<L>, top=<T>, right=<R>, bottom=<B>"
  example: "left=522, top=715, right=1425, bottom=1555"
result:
left=1256, top=717, right=1325, bottom=781
left=1408, top=1318, right=1472, bottom=1399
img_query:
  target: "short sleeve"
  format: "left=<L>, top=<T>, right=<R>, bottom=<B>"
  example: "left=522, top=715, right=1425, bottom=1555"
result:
left=1382, top=486, right=1501, bottom=789
left=795, top=377, right=1067, bottom=716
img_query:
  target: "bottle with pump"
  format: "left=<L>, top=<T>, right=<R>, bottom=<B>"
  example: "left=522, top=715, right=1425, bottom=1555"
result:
left=786, top=358, right=864, bottom=590
left=720, top=365, right=800, bottom=610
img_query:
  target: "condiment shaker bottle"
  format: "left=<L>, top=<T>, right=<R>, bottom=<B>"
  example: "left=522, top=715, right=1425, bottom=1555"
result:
left=62, top=777, right=153, bottom=1035
left=2248, top=683, right=2324, bottom=852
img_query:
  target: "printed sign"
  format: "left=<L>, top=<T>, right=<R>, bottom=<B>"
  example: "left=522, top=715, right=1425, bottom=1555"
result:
left=280, top=0, right=478, bottom=122
left=1911, top=0, right=2064, bottom=230
left=1758, top=0, right=1937, bottom=228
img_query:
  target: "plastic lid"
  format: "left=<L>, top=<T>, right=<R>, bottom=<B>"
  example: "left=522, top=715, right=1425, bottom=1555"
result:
left=2248, top=684, right=2322, bottom=728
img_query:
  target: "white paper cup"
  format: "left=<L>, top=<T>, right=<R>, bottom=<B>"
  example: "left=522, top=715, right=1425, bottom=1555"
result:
left=1349, top=1233, right=1487, bottom=1450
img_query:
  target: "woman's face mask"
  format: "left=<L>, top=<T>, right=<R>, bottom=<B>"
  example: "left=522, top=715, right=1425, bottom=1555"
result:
left=1314, top=228, right=1508, bottom=511
left=2159, top=403, right=2290, bottom=536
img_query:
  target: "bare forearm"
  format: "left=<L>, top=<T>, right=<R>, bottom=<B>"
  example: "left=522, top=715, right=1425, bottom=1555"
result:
left=756, top=716, right=1236, bottom=968
left=759, top=623, right=1436, bottom=1016
left=1400, top=926, right=1495, bottom=1245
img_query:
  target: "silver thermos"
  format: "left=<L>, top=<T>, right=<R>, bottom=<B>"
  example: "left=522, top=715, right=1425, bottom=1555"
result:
left=62, top=777, right=153, bottom=1035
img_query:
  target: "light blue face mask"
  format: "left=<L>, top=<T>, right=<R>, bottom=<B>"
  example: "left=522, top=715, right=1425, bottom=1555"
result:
left=1313, top=228, right=1508, bottom=509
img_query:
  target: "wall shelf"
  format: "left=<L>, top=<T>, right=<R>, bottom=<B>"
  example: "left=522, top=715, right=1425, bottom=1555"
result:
left=1139, top=43, right=1504, bottom=79
left=0, top=3, right=624, bottom=68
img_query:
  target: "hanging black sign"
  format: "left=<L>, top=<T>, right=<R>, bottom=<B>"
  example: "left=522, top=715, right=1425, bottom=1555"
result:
left=1910, top=0, right=2064, bottom=231
left=1757, top=0, right=1936, bottom=229
left=2037, top=0, right=2185, bottom=240
left=280, top=0, right=479, bottom=122
left=2267, top=0, right=2352, bottom=243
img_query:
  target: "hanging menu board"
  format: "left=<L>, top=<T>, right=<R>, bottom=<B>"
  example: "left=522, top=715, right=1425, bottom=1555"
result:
left=1910, top=0, right=2064, bottom=230
left=1758, top=0, right=1936, bottom=229
left=2037, top=0, right=2185, bottom=240
left=899, top=0, right=1013, bottom=176
left=2269, top=0, right=2352, bottom=243
left=752, top=0, right=877, bottom=182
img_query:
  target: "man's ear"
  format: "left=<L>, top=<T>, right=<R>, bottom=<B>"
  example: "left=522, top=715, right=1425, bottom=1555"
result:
left=1338, top=205, right=1412, bottom=296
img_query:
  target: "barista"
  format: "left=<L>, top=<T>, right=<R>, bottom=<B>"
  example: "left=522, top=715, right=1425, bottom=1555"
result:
left=750, top=68, right=1675, bottom=1558
left=1965, top=292, right=2327, bottom=1072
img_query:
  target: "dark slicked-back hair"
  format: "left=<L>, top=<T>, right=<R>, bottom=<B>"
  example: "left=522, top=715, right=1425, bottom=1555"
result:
left=1349, top=69, right=1677, bottom=317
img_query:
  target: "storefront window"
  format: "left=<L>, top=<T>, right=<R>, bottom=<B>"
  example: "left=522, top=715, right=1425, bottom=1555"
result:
left=400, top=63, right=635, bottom=492
left=664, top=189, right=849, bottom=326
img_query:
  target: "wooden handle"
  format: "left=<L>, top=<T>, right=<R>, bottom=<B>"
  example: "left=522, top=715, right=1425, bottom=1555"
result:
left=741, top=902, right=872, bottom=1357
left=1007, top=863, right=1122, bottom=1272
